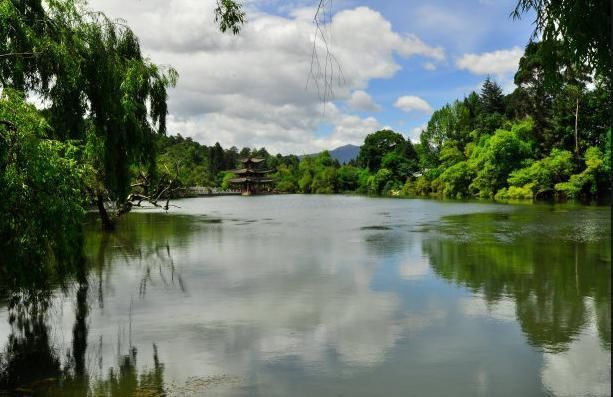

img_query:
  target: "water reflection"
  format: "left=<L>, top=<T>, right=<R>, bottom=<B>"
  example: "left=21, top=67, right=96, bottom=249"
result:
left=0, top=197, right=609, bottom=397
left=0, top=217, right=179, bottom=396
left=423, top=209, right=611, bottom=352
left=0, top=272, right=178, bottom=396
left=422, top=207, right=610, bottom=397
left=85, top=214, right=194, bottom=308
left=0, top=288, right=60, bottom=393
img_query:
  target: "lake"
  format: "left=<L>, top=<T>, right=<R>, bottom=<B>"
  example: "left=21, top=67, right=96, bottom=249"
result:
left=0, top=195, right=610, bottom=396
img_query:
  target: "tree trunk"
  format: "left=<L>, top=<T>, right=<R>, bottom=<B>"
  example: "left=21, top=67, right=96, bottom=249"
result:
left=72, top=276, right=89, bottom=379
left=574, top=96, right=579, bottom=155
left=96, top=193, right=115, bottom=231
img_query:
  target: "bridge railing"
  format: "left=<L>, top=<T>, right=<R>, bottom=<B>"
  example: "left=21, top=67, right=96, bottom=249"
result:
left=186, top=187, right=241, bottom=196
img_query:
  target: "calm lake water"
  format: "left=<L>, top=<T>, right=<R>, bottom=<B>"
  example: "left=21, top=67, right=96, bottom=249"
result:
left=0, top=195, right=610, bottom=396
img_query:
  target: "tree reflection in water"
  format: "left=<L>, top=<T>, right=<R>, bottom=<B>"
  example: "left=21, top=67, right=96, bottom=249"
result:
left=0, top=288, right=61, bottom=393
left=85, top=213, right=192, bottom=305
left=0, top=215, right=186, bottom=396
left=0, top=205, right=609, bottom=396
left=423, top=210, right=611, bottom=353
left=0, top=274, right=168, bottom=396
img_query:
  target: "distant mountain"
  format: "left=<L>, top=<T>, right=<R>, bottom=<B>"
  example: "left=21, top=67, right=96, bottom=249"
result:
left=330, top=144, right=361, bottom=164
left=300, top=144, right=360, bottom=164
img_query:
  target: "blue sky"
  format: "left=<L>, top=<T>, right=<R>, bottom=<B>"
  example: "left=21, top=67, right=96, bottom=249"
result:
left=303, top=0, right=536, bottom=142
left=91, top=0, right=537, bottom=154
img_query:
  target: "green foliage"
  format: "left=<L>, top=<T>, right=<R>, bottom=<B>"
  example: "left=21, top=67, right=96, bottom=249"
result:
left=506, top=149, right=573, bottom=197
left=469, top=128, right=532, bottom=198
left=1, top=0, right=179, bottom=231
left=513, top=41, right=606, bottom=157
left=437, top=161, right=475, bottom=198
left=336, top=165, right=360, bottom=192
left=495, top=185, right=535, bottom=200
left=220, top=172, right=234, bottom=190
left=381, top=150, right=416, bottom=181
left=420, top=101, right=473, bottom=167
left=510, top=118, right=535, bottom=142
left=513, top=0, right=612, bottom=80
left=83, top=17, right=178, bottom=203
left=274, top=164, right=299, bottom=193
left=414, top=177, right=432, bottom=196
left=294, top=152, right=338, bottom=193
left=438, top=142, right=465, bottom=168
left=367, top=168, right=394, bottom=195
left=214, top=0, right=246, bottom=35
left=0, top=90, right=84, bottom=270
left=358, top=129, right=414, bottom=172
left=555, top=147, right=605, bottom=198
left=311, top=167, right=337, bottom=194
left=356, top=167, right=371, bottom=194
left=479, top=77, right=505, bottom=114
left=298, top=172, right=313, bottom=193
left=513, top=42, right=559, bottom=152
left=476, top=78, right=506, bottom=133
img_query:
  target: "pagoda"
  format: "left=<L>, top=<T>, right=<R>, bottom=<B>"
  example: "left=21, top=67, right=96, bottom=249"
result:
left=228, top=157, right=274, bottom=195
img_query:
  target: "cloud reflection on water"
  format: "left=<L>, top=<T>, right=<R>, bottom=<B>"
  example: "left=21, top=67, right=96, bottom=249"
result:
left=0, top=197, right=609, bottom=397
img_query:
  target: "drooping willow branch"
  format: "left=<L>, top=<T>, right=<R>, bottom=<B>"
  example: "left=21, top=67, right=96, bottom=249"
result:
left=307, top=0, right=345, bottom=110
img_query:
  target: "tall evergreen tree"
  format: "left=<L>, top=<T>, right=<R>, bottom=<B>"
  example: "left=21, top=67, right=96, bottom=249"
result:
left=476, top=78, right=506, bottom=134
left=514, top=42, right=556, bottom=153
left=479, top=77, right=505, bottom=114
left=209, top=142, right=226, bottom=175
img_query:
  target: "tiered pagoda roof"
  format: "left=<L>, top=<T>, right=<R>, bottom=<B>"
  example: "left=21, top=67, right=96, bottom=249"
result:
left=227, top=157, right=274, bottom=194
left=240, top=157, right=265, bottom=164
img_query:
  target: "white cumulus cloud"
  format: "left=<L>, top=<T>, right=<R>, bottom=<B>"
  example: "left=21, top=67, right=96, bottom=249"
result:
left=394, top=96, right=433, bottom=114
left=88, top=0, right=444, bottom=154
left=455, top=47, right=523, bottom=77
left=347, top=90, right=381, bottom=112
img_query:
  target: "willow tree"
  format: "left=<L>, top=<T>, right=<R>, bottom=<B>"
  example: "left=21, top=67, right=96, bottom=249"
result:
left=512, top=0, right=612, bottom=80
left=1, top=1, right=175, bottom=230
left=1, top=0, right=249, bottom=230
left=79, top=14, right=178, bottom=230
